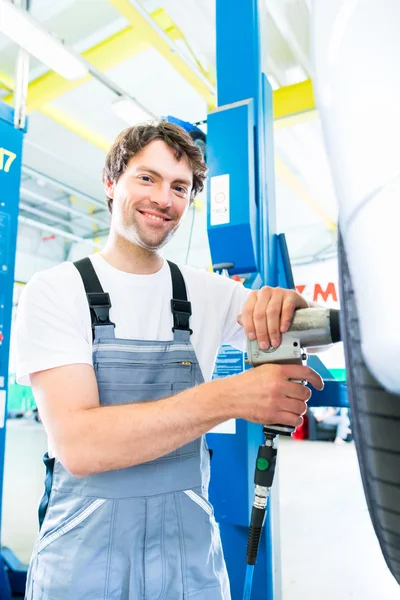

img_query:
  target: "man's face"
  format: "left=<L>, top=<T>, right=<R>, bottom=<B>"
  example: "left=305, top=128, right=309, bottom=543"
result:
left=105, top=140, right=193, bottom=250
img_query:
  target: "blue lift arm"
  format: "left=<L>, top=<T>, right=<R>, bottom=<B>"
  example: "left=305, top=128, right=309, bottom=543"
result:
left=206, top=3, right=347, bottom=599
left=206, top=2, right=282, bottom=599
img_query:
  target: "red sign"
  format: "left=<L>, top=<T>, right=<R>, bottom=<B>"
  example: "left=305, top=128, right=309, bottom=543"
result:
left=296, top=282, right=339, bottom=303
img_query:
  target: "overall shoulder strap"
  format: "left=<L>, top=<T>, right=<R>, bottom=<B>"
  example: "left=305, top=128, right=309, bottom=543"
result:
left=74, top=257, right=115, bottom=337
left=167, top=261, right=192, bottom=335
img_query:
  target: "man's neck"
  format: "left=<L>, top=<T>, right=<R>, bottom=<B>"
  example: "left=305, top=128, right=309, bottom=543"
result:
left=100, top=236, right=164, bottom=275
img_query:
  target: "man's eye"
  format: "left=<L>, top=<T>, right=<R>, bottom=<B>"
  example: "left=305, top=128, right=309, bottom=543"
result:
left=175, top=186, right=187, bottom=195
left=139, top=175, right=152, bottom=182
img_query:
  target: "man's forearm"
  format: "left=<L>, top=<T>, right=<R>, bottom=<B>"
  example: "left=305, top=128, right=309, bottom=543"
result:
left=61, top=379, right=234, bottom=477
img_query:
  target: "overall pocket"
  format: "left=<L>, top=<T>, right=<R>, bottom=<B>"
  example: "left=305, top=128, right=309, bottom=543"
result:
left=95, top=360, right=194, bottom=387
left=176, top=488, right=231, bottom=598
left=33, top=491, right=114, bottom=600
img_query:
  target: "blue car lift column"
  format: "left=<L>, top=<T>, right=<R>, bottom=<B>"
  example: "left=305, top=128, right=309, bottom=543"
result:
left=0, top=101, right=28, bottom=598
left=206, top=1, right=285, bottom=599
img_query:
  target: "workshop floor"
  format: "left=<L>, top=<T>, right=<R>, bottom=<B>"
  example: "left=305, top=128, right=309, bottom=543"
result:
left=3, top=420, right=399, bottom=600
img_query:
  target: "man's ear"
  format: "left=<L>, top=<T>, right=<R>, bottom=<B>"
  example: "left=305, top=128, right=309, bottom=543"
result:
left=104, top=179, right=115, bottom=199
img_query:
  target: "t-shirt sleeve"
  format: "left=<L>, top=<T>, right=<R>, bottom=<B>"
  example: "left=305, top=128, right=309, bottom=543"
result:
left=15, top=271, right=92, bottom=386
left=220, top=279, right=252, bottom=351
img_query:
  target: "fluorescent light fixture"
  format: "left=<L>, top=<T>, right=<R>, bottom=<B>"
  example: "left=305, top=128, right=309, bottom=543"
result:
left=112, top=96, right=152, bottom=125
left=0, top=0, right=88, bottom=80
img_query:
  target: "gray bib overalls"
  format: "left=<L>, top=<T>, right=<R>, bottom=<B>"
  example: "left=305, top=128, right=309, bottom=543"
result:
left=25, top=258, right=230, bottom=600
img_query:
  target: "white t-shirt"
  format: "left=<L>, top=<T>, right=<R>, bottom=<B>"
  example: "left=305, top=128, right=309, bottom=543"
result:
left=15, top=254, right=251, bottom=386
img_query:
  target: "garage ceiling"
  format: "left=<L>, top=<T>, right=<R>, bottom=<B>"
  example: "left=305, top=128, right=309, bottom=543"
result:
left=0, top=0, right=338, bottom=269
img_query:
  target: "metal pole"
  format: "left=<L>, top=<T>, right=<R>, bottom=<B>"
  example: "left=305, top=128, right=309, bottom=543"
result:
left=13, top=0, right=30, bottom=130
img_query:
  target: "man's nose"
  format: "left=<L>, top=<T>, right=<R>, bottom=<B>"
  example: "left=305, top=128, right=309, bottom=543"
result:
left=151, top=185, right=172, bottom=209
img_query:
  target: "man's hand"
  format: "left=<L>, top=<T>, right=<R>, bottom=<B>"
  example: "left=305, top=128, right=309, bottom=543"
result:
left=237, top=286, right=309, bottom=350
left=227, top=363, right=324, bottom=428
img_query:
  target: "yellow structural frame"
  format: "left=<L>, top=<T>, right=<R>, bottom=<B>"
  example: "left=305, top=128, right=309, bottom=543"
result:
left=1, top=1, right=316, bottom=127
left=107, top=0, right=215, bottom=108
left=3, top=5, right=215, bottom=112
left=273, top=79, right=316, bottom=122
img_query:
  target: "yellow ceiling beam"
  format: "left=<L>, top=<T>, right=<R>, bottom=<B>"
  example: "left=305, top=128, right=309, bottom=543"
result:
left=2, top=14, right=313, bottom=124
left=151, top=7, right=183, bottom=41
left=151, top=7, right=215, bottom=86
left=0, top=72, right=13, bottom=91
left=3, top=1, right=217, bottom=114
left=273, top=79, right=317, bottom=125
left=0, top=71, right=111, bottom=150
left=40, top=104, right=110, bottom=152
left=107, top=0, right=215, bottom=108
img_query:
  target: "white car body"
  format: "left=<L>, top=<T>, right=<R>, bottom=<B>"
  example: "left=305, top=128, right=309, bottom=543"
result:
left=312, top=0, right=400, bottom=394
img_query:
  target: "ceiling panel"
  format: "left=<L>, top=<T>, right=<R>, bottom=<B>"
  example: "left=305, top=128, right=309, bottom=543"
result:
left=31, top=0, right=125, bottom=47
left=51, top=78, right=131, bottom=142
left=29, top=0, right=77, bottom=21
left=107, top=47, right=208, bottom=123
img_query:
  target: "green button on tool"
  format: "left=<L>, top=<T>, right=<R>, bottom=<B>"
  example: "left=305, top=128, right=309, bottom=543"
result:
left=257, top=457, right=269, bottom=470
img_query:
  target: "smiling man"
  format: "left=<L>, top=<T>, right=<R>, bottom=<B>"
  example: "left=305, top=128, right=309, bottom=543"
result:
left=16, top=121, right=323, bottom=600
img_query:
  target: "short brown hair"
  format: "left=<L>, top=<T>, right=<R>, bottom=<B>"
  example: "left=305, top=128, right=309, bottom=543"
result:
left=102, top=121, right=207, bottom=212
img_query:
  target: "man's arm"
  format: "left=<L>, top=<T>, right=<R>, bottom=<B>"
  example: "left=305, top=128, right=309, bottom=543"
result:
left=31, top=361, right=323, bottom=477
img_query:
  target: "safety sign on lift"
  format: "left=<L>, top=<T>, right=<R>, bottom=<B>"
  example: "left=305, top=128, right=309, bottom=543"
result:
left=210, top=174, right=230, bottom=226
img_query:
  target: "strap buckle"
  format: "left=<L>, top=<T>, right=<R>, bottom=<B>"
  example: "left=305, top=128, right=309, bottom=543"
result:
left=171, top=299, right=193, bottom=333
left=87, top=292, right=114, bottom=327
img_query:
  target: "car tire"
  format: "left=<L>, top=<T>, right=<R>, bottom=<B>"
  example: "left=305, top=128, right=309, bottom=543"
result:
left=338, top=232, right=400, bottom=584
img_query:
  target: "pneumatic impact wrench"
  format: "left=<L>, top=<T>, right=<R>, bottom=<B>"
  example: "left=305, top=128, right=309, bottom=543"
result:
left=242, top=308, right=342, bottom=598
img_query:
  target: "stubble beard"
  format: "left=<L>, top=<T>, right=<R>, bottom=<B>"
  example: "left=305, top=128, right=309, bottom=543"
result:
left=124, top=210, right=181, bottom=251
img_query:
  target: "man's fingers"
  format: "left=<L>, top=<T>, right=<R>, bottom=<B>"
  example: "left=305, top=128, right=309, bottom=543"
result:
left=278, top=396, right=309, bottom=416
left=282, top=381, right=312, bottom=402
left=253, top=288, right=272, bottom=349
left=281, top=365, right=324, bottom=391
left=280, top=295, right=298, bottom=333
left=240, top=291, right=258, bottom=340
left=274, top=411, right=304, bottom=429
left=265, top=291, right=284, bottom=348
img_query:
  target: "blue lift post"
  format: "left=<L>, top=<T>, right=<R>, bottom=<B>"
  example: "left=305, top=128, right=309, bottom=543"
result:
left=206, top=2, right=348, bottom=596
left=206, top=1, right=282, bottom=599
left=0, top=102, right=28, bottom=598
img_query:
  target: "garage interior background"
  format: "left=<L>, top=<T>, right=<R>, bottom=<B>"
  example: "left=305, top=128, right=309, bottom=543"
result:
left=1, top=1, right=399, bottom=599
left=1, top=0, right=343, bottom=382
